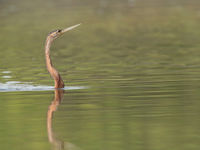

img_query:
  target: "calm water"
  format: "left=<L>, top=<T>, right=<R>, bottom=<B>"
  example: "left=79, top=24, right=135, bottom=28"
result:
left=1, top=0, right=200, bottom=150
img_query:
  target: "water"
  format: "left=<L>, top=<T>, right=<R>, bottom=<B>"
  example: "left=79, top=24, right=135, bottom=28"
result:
left=0, top=81, right=86, bottom=92
left=1, top=0, right=200, bottom=150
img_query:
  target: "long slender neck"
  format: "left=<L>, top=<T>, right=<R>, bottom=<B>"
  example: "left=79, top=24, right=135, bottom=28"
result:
left=45, top=36, right=64, bottom=88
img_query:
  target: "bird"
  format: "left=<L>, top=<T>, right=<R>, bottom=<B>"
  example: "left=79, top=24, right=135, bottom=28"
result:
left=45, top=24, right=81, bottom=88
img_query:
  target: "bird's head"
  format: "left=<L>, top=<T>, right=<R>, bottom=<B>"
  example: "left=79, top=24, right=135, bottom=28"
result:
left=48, top=24, right=81, bottom=40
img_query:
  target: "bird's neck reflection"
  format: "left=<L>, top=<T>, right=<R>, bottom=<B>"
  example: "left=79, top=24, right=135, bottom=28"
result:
left=47, top=90, right=80, bottom=150
left=47, top=89, right=64, bottom=144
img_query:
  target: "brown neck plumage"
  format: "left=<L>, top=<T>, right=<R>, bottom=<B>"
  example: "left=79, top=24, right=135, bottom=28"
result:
left=45, top=36, right=64, bottom=88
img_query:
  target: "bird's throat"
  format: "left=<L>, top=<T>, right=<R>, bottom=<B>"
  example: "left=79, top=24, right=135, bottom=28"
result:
left=45, top=37, right=64, bottom=88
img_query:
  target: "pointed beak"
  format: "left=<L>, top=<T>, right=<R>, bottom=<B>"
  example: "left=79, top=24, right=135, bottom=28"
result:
left=61, top=24, right=81, bottom=33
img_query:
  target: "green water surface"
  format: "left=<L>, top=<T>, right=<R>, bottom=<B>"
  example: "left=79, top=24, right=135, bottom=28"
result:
left=1, top=0, right=200, bottom=150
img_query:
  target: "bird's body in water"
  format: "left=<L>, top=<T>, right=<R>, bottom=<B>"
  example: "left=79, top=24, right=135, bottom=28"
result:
left=45, top=24, right=80, bottom=88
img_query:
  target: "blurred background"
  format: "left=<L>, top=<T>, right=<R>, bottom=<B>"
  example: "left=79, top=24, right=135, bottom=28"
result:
left=1, top=0, right=200, bottom=150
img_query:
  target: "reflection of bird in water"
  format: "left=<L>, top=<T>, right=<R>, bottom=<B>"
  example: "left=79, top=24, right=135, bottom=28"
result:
left=45, top=24, right=81, bottom=88
left=47, top=89, right=81, bottom=150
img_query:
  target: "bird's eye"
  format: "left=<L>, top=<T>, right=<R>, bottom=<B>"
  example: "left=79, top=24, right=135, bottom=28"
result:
left=57, top=29, right=62, bottom=32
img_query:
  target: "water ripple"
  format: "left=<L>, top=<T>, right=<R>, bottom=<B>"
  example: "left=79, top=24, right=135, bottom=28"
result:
left=0, top=81, right=87, bottom=92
